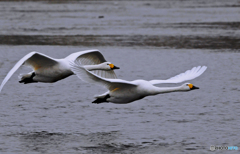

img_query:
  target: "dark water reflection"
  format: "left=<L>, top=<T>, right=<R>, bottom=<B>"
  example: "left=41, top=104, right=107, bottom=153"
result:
left=1, top=35, right=240, bottom=49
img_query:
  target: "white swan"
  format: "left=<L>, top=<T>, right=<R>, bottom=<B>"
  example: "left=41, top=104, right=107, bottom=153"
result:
left=70, top=62, right=207, bottom=104
left=0, top=49, right=119, bottom=92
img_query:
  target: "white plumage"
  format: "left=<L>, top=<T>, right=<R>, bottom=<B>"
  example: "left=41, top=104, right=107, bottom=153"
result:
left=70, top=62, right=207, bottom=104
left=0, top=49, right=119, bottom=92
left=149, top=66, right=207, bottom=85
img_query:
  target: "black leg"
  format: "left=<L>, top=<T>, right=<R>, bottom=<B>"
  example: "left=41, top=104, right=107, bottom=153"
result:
left=92, top=94, right=110, bottom=104
left=19, top=72, right=38, bottom=84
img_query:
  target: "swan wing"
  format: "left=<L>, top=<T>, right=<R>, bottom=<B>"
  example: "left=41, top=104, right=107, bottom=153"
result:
left=0, top=52, right=58, bottom=92
left=24, top=52, right=58, bottom=69
left=66, top=49, right=117, bottom=79
left=69, top=61, right=137, bottom=91
left=149, top=66, right=207, bottom=85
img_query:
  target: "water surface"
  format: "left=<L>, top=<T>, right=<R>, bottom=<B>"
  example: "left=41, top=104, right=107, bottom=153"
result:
left=0, top=1, right=240, bottom=153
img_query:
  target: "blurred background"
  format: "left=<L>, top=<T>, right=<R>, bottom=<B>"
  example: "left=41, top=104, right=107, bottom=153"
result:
left=0, top=0, right=239, bottom=153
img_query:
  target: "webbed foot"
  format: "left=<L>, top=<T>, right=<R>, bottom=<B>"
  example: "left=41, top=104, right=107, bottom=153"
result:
left=92, top=94, right=110, bottom=104
left=19, top=72, right=38, bottom=84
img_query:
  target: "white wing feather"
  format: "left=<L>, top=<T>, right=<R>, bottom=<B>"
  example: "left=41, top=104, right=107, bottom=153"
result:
left=66, top=49, right=105, bottom=63
left=0, top=51, right=58, bottom=92
left=69, top=61, right=136, bottom=91
left=66, top=49, right=117, bottom=79
left=149, top=66, right=207, bottom=85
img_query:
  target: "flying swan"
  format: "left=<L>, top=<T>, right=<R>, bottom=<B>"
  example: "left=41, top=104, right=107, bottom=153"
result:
left=0, top=49, right=119, bottom=92
left=70, top=62, right=207, bottom=104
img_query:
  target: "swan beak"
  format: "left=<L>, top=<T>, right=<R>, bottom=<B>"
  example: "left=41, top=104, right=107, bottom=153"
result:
left=188, top=84, right=199, bottom=90
left=112, top=65, right=120, bottom=69
left=109, top=64, right=120, bottom=70
left=191, top=86, right=199, bottom=90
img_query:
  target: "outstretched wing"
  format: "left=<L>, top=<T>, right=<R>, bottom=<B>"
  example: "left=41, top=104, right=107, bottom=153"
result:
left=66, top=49, right=117, bottom=79
left=0, top=52, right=58, bottom=92
left=24, top=52, right=58, bottom=69
left=69, top=61, right=137, bottom=91
left=149, top=66, right=207, bottom=85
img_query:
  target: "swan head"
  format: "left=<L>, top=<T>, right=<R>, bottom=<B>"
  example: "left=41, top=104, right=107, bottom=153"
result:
left=182, top=83, right=199, bottom=91
left=103, top=62, right=120, bottom=70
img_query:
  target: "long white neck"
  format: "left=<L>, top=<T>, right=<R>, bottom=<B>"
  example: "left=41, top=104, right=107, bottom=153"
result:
left=150, top=86, right=186, bottom=95
left=83, top=64, right=103, bottom=71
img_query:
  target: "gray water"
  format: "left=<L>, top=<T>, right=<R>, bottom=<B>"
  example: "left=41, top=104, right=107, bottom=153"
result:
left=0, top=1, right=240, bottom=154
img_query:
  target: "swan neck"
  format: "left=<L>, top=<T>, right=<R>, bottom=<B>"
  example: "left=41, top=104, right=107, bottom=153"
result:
left=152, top=86, right=184, bottom=95
left=84, top=64, right=101, bottom=71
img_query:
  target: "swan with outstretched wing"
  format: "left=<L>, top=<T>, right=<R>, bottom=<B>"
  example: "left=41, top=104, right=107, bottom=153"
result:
left=70, top=62, right=207, bottom=104
left=0, top=49, right=119, bottom=92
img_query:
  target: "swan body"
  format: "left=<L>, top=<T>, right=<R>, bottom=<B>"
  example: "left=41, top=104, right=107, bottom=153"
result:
left=0, top=49, right=119, bottom=92
left=70, top=62, right=207, bottom=104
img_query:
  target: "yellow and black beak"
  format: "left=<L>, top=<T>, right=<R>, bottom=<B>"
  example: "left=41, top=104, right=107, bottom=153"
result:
left=188, top=84, right=199, bottom=90
left=109, top=64, right=120, bottom=70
